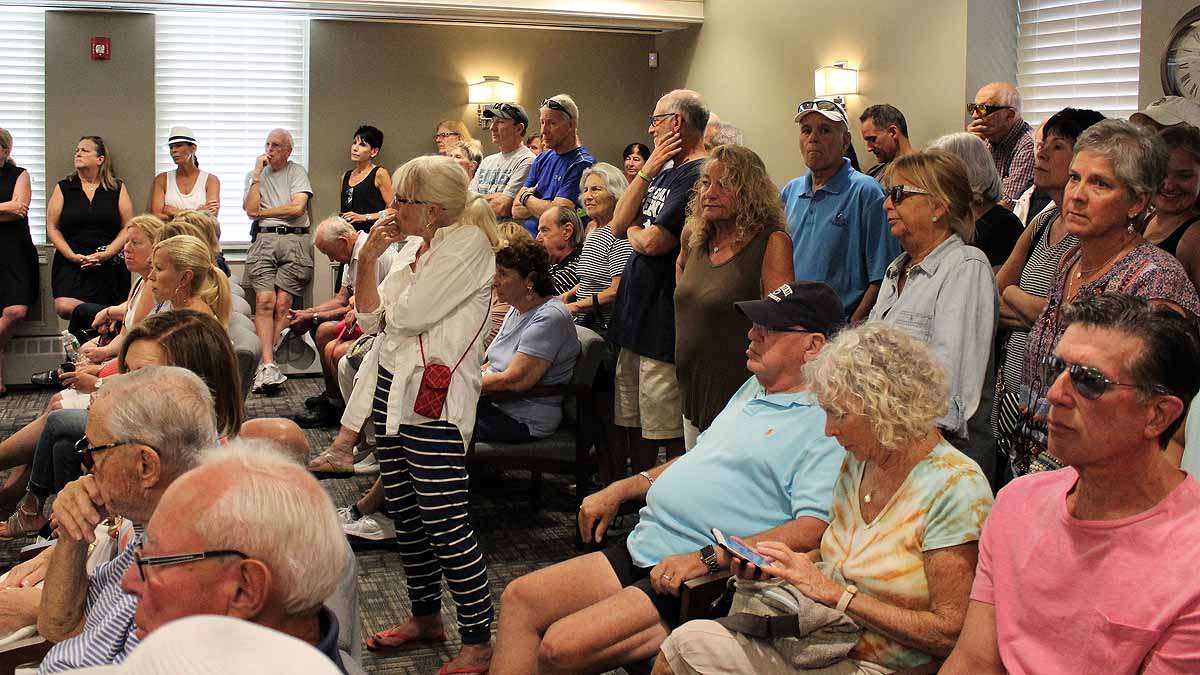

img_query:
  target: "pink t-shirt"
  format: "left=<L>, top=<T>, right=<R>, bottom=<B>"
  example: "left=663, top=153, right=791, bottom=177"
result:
left=972, top=468, right=1200, bottom=674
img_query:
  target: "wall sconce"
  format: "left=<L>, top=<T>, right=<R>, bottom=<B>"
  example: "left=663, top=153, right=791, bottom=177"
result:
left=468, top=75, right=516, bottom=127
left=814, top=62, right=858, bottom=105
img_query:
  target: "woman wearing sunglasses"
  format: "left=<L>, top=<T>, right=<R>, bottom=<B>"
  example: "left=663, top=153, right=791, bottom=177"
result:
left=1016, top=120, right=1200, bottom=474
left=869, top=149, right=998, bottom=478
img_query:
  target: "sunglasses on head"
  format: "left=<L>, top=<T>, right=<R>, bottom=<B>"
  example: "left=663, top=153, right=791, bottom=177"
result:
left=1042, top=355, right=1169, bottom=401
left=884, top=185, right=932, bottom=204
left=489, top=103, right=523, bottom=121
left=542, top=99, right=574, bottom=119
left=966, top=103, right=1013, bottom=117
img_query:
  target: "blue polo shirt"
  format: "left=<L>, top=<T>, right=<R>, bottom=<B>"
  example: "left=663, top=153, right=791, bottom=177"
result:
left=521, top=145, right=595, bottom=235
left=782, top=158, right=898, bottom=313
left=625, top=377, right=846, bottom=567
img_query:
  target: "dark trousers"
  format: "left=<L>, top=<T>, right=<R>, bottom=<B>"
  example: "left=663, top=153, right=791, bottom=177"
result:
left=28, top=409, right=88, bottom=498
left=373, top=367, right=495, bottom=645
left=68, top=302, right=104, bottom=342
left=473, top=399, right=533, bottom=444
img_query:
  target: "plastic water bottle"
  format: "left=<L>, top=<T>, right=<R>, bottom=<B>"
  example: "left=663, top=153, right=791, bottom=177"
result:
left=61, top=330, right=80, bottom=364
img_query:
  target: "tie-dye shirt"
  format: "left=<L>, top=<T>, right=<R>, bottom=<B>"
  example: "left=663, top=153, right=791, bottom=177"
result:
left=819, top=439, right=993, bottom=670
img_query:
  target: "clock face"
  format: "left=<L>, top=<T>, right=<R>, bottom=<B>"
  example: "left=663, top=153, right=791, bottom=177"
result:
left=1166, top=15, right=1200, bottom=100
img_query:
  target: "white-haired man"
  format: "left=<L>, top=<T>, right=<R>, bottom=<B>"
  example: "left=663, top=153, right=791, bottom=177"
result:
left=244, top=127, right=314, bottom=394
left=473, top=102, right=536, bottom=218
left=513, top=94, right=595, bottom=236
left=290, top=216, right=397, bottom=429
left=121, top=439, right=364, bottom=674
left=35, top=367, right=216, bottom=672
left=702, top=113, right=744, bottom=152
left=967, top=82, right=1034, bottom=209
left=607, top=89, right=710, bottom=469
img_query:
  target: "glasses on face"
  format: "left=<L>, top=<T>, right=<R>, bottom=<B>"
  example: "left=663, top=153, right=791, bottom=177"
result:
left=753, top=322, right=815, bottom=336
left=648, top=112, right=674, bottom=128
left=1042, top=355, right=1168, bottom=401
left=884, top=185, right=932, bottom=204
left=967, top=103, right=1013, bottom=117
left=542, top=99, right=574, bottom=119
left=392, top=197, right=429, bottom=206
left=132, top=542, right=248, bottom=582
left=76, top=436, right=147, bottom=471
left=434, top=132, right=460, bottom=141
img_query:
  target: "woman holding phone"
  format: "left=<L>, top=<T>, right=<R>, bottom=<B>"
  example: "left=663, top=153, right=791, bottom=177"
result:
left=657, top=323, right=994, bottom=675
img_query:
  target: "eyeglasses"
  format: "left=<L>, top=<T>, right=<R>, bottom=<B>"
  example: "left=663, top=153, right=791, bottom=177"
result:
left=542, top=98, right=574, bottom=119
left=433, top=132, right=460, bottom=141
left=132, top=542, right=248, bottom=582
left=648, top=112, right=675, bottom=128
left=884, top=185, right=932, bottom=204
left=392, top=197, right=429, bottom=206
left=966, top=103, right=1013, bottom=117
left=1042, top=355, right=1169, bottom=401
left=753, top=323, right=817, bottom=335
left=76, top=436, right=151, bottom=471
left=796, top=99, right=847, bottom=122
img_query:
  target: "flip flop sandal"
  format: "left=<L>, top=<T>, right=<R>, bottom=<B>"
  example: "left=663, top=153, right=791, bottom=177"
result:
left=0, top=505, right=47, bottom=541
left=365, top=624, right=445, bottom=651
left=307, top=451, right=355, bottom=477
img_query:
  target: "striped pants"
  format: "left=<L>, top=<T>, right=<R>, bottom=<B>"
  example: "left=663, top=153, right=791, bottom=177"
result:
left=373, top=367, right=495, bottom=644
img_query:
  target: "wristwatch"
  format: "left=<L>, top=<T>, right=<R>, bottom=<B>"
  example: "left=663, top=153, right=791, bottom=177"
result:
left=836, top=584, right=858, bottom=612
left=699, top=545, right=721, bottom=574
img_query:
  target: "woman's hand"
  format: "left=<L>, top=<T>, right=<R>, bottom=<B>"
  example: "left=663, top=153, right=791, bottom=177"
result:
left=342, top=211, right=369, bottom=225
left=756, top=541, right=844, bottom=606
left=3, top=546, right=54, bottom=589
left=60, top=371, right=99, bottom=394
left=577, top=485, right=623, bottom=544
left=361, top=214, right=401, bottom=261
left=79, top=343, right=107, bottom=364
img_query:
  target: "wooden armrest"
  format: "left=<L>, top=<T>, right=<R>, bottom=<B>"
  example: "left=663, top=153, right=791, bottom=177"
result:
left=682, top=571, right=732, bottom=590
left=679, top=570, right=732, bottom=622
left=483, top=384, right=568, bottom=402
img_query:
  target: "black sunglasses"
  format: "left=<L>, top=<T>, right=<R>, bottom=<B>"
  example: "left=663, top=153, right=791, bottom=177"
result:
left=1042, top=355, right=1169, bottom=401
left=76, top=436, right=151, bottom=470
left=884, top=185, right=932, bottom=205
left=132, top=542, right=248, bottom=582
left=967, top=103, right=1013, bottom=117
left=541, top=98, right=574, bottom=119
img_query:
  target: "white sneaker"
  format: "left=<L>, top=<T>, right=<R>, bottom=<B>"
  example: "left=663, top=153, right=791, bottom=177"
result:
left=343, top=512, right=396, bottom=541
left=254, top=363, right=287, bottom=394
left=336, top=506, right=356, bottom=525
left=353, top=452, right=379, bottom=475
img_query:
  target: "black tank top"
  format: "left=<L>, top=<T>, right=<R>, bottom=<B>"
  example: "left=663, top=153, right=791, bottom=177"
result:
left=1155, top=215, right=1200, bottom=257
left=57, top=176, right=123, bottom=251
left=340, top=166, right=387, bottom=232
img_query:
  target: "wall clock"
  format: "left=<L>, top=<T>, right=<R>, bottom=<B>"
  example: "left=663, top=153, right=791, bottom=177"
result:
left=1164, top=6, right=1200, bottom=100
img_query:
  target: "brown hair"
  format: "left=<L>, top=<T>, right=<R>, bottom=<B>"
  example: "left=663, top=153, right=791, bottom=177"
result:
left=496, top=237, right=554, bottom=297
left=71, top=136, right=120, bottom=191
left=119, top=309, right=243, bottom=437
left=885, top=149, right=976, bottom=243
left=687, top=144, right=785, bottom=251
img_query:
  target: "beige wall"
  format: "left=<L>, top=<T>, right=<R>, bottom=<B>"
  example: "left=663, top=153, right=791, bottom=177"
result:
left=308, top=19, right=657, bottom=222
left=46, top=12, right=156, bottom=210
left=653, top=0, right=1005, bottom=184
left=1140, top=0, right=1198, bottom=105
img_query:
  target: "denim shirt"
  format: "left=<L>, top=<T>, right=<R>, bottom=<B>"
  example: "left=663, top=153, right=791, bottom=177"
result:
left=870, top=234, right=998, bottom=438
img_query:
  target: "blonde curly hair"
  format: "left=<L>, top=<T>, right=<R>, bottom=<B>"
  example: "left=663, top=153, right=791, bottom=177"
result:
left=804, top=322, right=948, bottom=450
left=686, top=144, right=785, bottom=251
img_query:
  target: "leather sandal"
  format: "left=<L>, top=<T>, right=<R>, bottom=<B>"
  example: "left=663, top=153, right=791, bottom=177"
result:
left=0, top=503, right=47, bottom=540
left=307, top=451, right=355, bottom=477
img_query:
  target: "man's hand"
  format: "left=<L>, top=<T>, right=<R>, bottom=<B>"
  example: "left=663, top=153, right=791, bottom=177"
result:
left=514, top=186, right=536, bottom=206
left=253, top=154, right=269, bottom=176
left=649, top=551, right=710, bottom=597
left=52, top=476, right=108, bottom=544
left=577, top=485, right=623, bottom=544
left=287, top=308, right=316, bottom=328
left=3, top=545, right=55, bottom=589
left=60, top=371, right=99, bottom=393
left=967, top=119, right=989, bottom=139
left=643, top=132, right=684, bottom=178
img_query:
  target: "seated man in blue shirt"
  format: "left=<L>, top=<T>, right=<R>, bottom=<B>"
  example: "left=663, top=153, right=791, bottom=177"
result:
left=512, top=94, right=595, bottom=236
left=782, top=99, right=899, bottom=322
left=491, top=282, right=848, bottom=675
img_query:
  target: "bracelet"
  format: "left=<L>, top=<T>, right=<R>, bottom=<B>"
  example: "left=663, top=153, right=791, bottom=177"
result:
left=520, top=191, right=533, bottom=207
left=638, top=470, right=655, bottom=487
left=636, top=170, right=652, bottom=183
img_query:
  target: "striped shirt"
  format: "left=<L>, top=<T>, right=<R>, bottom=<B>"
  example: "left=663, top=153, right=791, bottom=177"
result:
left=40, top=531, right=143, bottom=673
left=573, top=223, right=632, bottom=327
left=549, top=247, right=580, bottom=297
left=989, top=120, right=1035, bottom=206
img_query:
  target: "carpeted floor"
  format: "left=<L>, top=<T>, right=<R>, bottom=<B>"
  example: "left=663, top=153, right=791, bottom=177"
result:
left=0, top=376, right=638, bottom=675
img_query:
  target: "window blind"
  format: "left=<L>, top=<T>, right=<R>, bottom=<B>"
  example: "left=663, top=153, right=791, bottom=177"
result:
left=1018, top=0, right=1142, bottom=125
left=0, top=9, right=47, bottom=243
left=155, top=13, right=309, bottom=244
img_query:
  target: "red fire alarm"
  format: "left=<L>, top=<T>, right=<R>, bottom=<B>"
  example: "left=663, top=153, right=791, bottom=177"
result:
left=91, top=36, right=111, bottom=61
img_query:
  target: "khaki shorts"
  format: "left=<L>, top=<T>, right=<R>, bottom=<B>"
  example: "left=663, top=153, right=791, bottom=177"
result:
left=613, top=348, right=683, bottom=440
left=246, top=232, right=314, bottom=297
left=661, top=620, right=892, bottom=675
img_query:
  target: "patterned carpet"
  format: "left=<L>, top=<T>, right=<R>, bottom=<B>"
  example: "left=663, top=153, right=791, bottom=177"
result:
left=0, top=377, right=638, bottom=675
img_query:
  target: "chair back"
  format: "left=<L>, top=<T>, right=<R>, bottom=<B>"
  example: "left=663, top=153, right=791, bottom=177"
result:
left=563, top=325, right=604, bottom=425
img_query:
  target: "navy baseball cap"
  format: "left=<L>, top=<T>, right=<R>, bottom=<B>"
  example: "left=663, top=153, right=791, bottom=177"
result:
left=735, top=281, right=845, bottom=336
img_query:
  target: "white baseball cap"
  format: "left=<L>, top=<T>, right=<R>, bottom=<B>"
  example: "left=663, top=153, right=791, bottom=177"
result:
left=793, top=99, right=849, bottom=127
left=166, top=126, right=197, bottom=146
left=1130, top=96, right=1200, bottom=129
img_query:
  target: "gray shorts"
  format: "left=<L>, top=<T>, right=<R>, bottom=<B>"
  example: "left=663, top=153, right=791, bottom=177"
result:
left=246, top=232, right=313, bottom=297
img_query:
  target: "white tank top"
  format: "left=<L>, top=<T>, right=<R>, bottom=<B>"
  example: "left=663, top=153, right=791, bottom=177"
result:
left=165, top=169, right=210, bottom=211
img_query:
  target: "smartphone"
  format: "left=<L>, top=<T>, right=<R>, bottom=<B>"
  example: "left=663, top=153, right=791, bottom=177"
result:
left=711, top=527, right=770, bottom=567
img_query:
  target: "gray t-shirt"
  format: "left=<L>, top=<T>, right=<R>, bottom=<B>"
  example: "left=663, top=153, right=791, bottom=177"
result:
left=470, top=145, right=535, bottom=198
left=246, top=160, right=312, bottom=230
left=485, top=298, right=580, bottom=437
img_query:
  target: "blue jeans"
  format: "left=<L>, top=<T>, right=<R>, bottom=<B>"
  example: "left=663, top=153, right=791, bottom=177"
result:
left=28, top=409, right=88, bottom=498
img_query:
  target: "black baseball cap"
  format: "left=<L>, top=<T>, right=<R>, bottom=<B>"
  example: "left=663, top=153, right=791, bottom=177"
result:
left=482, top=102, right=530, bottom=129
left=735, top=281, right=844, bottom=336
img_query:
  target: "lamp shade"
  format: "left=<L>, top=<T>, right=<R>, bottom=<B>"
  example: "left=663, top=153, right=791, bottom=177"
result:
left=814, top=63, right=858, bottom=98
left=468, top=75, right=516, bottom=105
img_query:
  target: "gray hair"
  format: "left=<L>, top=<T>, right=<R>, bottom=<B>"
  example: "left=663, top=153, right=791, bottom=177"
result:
left=1074, top=119, right=1169, bottom=203
left=314, top=215, right=355, bottom=247
left=579, top=162, right=628, bottom=204
left=928, top=132, right=1002, bottom=205
left=93, top=366, right=216, bottom=478
left=550, top=205, right=585, bottom=247
left=709, top=121, right=744, bottom=147
left=0, top=128, right=11, bottom=167
left=662, top=89, right=710, bottom=135
left=983, top=82, right=1022, bottom=112
left=193, top=439, right=347, bottom=615
left=267, top=128, right=294, bottom=150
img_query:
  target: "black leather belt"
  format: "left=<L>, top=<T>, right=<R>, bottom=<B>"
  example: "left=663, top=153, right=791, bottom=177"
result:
left=262, top=226, right=308, bottom=235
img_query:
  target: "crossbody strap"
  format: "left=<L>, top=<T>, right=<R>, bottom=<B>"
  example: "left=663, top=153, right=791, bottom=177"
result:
left=418, top=307, right=491, bottom=374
